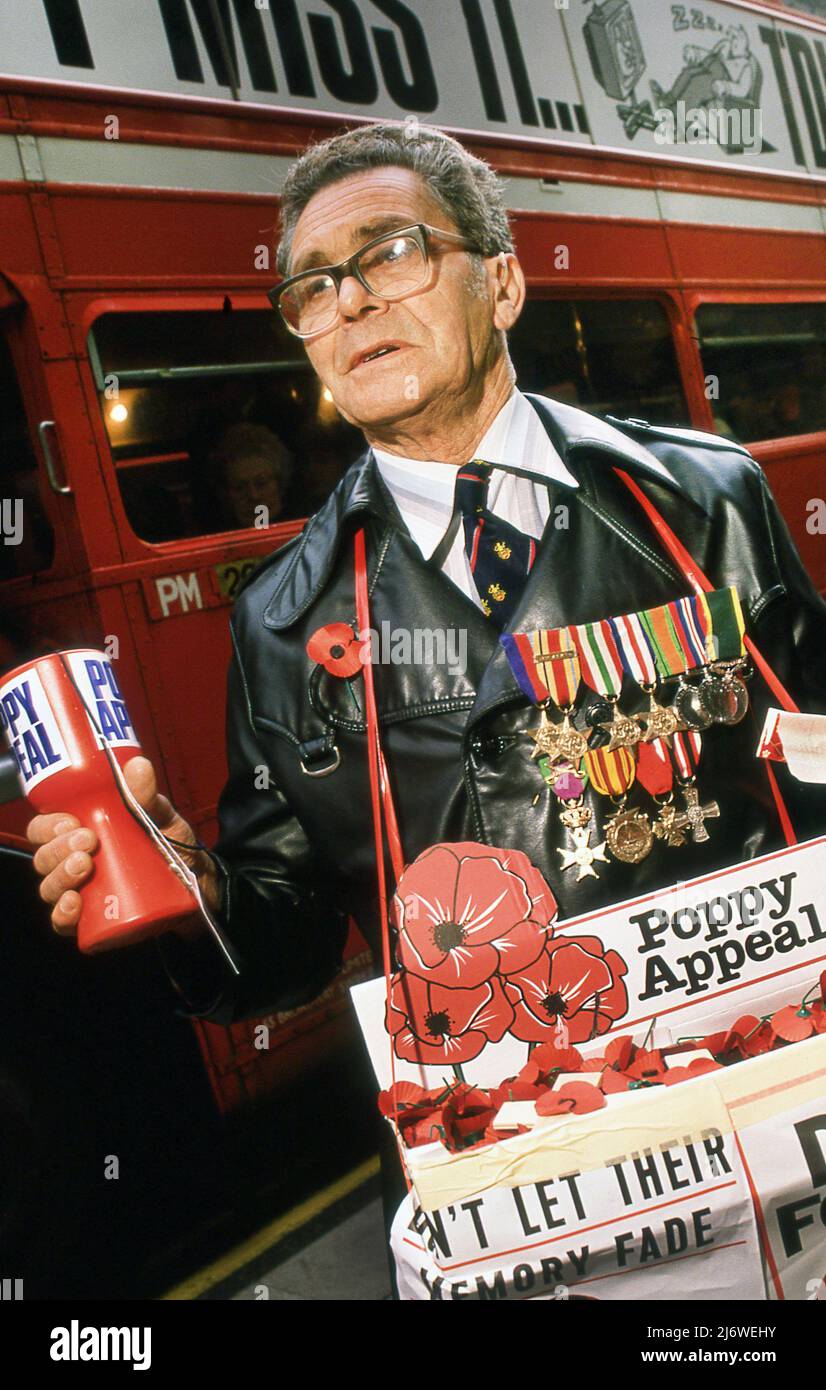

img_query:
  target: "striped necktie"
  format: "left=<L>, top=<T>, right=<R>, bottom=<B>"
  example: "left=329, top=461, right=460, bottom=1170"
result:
left=454, top=459, right=537, bottom=629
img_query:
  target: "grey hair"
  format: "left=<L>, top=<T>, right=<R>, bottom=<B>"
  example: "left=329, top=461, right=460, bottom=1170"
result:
left=275, top=121, right=514, bottom=276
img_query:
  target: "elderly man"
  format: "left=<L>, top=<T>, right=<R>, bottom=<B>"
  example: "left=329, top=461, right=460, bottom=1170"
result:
left=26, top=122, right=826, bottom=1249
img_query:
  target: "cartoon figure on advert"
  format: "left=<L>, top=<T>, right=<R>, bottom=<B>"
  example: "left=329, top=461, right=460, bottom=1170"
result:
left=650, top=25, right=759, bottom=116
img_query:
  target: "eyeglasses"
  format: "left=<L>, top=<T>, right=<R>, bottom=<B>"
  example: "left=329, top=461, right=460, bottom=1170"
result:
left=269, top=223, right=478, bottom=339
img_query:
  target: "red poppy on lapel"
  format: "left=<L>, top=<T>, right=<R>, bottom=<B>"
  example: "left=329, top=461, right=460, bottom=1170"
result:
left=306, top=622, right=366, bottom=678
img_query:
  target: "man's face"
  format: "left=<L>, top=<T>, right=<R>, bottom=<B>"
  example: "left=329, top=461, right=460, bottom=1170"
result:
left=286, top=168, right=506, bottom=436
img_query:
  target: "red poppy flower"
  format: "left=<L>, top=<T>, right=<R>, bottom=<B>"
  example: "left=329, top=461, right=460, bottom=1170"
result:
left=490, top=1078, right=547, bottom=1107
left=529, top=1040, right=584, bottom=1076
left=771, top=1004, right=818, bottom=1044
left=504, top=937, right=629, bottom=1044
left=306, top=622, right=366, bottom=678
left=662, top=1057, right=723, bottom=1086
left=739, top=1019, right=775, bottom=1058
left=442, top=1086, right=498, bottom=1149
left=600, top=1067, right=632, bottom=1094
left=704, top=1015, right=762, bottom=1060
left=626, top=1048, right=667, bottom=1083
left=393, top=843, right=555, bottom=989
left=535, top=1082, right=606, bottom=1117
left=386, top=970, right=514, bottom=1066
left=811, top=1001, right=826, bottom=1033
left=604, top=1035, right=635, bottom=1071
left=377, top=1080, right=433, bottom=1116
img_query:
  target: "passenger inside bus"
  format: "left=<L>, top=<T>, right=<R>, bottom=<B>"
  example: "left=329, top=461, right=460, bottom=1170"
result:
left=202, top=422, right=294, bottom=531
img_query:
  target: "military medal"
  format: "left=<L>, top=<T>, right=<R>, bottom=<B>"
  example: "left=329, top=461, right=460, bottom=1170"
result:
left=570, top=619, right=642, bottom=751
left=679, top=782, right=721, bottom=842
left=670, top=729, right=720, bottom=843
left=557, top=820, right=609, bottom=880
left=584, top=744, right=653, bottom=864
left=700, top=588, right=750, bottom=725
left=704, top=661, right=750, bottom=724
left=608, top=610, right=684, bottom=744
left=639, top=598, right=712, bottom=731
left=501, top=626, right=589, bottom=765
left=528, top=707, right=589, bottom=764
left=651, top=796, right=691, bottom=847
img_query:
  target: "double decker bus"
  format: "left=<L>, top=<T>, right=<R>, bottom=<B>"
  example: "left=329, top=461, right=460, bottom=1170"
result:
left=1, top=0, right=825, bottom=1292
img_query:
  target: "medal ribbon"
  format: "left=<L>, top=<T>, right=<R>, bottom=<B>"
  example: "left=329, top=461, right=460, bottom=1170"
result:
left=639, top=601, right=692, bottom=678
left=671, top=595, right=711, bottom=670
left=504, top=627, right=581, bottom=709
left=571, top=620, right=624, bottom=700
left=583, top=745, right=636, bottom=796
left=535, top=627, right=579, bottom=708
left=637, top=739, right=673, bottom=795
left=500, top=632, right=550, bottom=704
left=706, top=586, right=746, bottom=661
left=608, top=611, right=657, bottom=686
left=671, top=729, right=702, bottom=780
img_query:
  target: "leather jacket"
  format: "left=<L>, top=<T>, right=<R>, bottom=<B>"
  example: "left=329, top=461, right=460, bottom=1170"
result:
left=157, top=396, right=826, bottom=1025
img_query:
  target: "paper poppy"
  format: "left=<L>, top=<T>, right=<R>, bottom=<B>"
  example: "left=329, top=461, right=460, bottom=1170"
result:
left=626, top=1048, right=667, bottom=1083
left=662, top=1057, right=723, bottom=1086
left=739, top=1019, right=775, bottom=1058
left=771, top=1003, right=817, bottom=1044
left=529, top=1040, right=584, bottom=1076
left=442, top=1086, right=498, bottom=1149
left=394, top=842, right=555, bottom=989
left=600, top=1067, right=632, bottom=1094
left=703, top=1015, right=762, bottom=1060
left=386, top=970, right=514, bottom=1066
left=306, top=622, right=366, bottom=678
left=604, top=1035, right=635, bottom=1071
left=504, top=937, right=629, bottom=1044
left=535, top=1082, right=606, bottom=1117
left=490, top=1078, right=546, bottom=1108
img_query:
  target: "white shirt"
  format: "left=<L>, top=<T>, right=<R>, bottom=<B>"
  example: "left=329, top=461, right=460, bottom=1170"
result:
left=372, top=390, right=579, bottom=611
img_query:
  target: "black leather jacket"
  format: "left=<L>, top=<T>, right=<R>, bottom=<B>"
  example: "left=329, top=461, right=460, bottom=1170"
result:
left=158, top=396, right=826, bottom=1025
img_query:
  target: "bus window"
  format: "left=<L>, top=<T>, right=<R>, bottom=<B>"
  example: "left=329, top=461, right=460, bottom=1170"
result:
left=695, top=302, right=826, bottom=444
left=0, top=335, right=55, bottom=579
left=509, top=299, right=689, bottom=426
left=88, top=309, right=364, bottom=541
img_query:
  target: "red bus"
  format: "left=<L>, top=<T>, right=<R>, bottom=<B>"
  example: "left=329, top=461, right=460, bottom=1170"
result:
left=1, top=0, right=825, bottom=1289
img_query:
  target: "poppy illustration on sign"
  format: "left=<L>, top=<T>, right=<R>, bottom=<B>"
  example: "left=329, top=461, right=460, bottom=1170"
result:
left=384, top=842, right=630, bottom=1065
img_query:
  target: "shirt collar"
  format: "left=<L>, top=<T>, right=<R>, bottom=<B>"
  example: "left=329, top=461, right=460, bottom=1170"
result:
left=371, top=389, right=579, bottom=560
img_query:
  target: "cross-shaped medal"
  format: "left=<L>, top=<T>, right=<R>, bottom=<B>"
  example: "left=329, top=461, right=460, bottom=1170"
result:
left=557, top=824, right=608, bottom=880
left=680, top=784, right=720, bottom=843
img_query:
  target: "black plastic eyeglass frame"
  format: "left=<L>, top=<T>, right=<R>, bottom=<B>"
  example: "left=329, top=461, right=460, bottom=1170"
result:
left=268, top=223, right=477, bottom=338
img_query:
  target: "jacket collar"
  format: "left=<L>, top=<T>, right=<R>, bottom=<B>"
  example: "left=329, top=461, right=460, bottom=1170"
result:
left=262, top=396, right=687, bottom=631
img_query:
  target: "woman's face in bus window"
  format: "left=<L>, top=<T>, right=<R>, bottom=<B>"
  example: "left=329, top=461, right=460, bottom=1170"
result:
left=222, top=453, right=282, bottom=527
left=288, top=167, right=521, bottom=438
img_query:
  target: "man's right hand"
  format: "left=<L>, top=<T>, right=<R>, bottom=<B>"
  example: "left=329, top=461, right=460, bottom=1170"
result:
left=27, top=755, right=221, bottom=935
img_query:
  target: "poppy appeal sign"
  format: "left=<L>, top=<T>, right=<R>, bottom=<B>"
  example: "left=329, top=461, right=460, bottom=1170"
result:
left=352, top=834, right=826, bottom=1092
